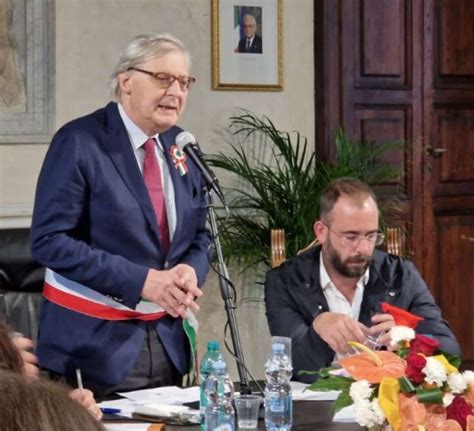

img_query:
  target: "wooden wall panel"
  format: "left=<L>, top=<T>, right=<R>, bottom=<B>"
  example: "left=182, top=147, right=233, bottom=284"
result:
left=434, top=0, right=474, bottom=87
left=435, top=216, right=474, bottom=364
left=431, top=106, right=474, bottom=195
left=355, top=0, right=411, bottom=88
left=354, top=107, right=410, bottom=193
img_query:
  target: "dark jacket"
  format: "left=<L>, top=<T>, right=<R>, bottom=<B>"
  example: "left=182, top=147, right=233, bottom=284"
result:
left=238, top=34, right=263, bottom=53
left=264, top=247, right=461, bottom=383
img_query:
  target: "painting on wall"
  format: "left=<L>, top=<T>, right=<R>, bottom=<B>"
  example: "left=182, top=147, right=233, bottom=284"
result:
left=211, top=0, right=283, bottom=91
left=0, top=0, right=54, bottom=144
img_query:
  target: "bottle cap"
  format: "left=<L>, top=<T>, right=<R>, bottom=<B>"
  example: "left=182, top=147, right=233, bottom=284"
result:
left=272, top=343, right=285, bottom=353
left=207, top=340, right=220, bottom=351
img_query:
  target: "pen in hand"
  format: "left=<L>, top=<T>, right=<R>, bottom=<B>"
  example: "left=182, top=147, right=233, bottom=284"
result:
left=75, top=368, right=84, bottom=397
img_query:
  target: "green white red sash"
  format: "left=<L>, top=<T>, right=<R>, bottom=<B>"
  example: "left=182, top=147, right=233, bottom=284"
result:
left=43, top=269, right=167, bottom=321
left=43, top=269, right=199, bottom=378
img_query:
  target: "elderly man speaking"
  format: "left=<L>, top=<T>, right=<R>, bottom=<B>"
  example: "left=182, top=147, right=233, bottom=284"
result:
left=31, top=33, right=211, bottom=396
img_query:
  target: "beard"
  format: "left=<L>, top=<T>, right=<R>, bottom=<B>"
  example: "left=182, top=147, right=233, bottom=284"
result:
left=325, top=237, right=373, bottom=278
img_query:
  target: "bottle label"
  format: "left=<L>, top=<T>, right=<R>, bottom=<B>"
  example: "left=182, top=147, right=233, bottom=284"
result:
left=269, top=396, right=285, bottom=413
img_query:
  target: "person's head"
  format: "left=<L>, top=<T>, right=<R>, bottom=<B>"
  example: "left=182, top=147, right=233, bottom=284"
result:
left=0, top=321, right=24, bottom=374
left=314, top=177, right=382, bottom=278
left=0, top=370, right=105, bottom=431
left=111, top=33, right=193, bottom=136
left=242, top=14, right=257, bottom=39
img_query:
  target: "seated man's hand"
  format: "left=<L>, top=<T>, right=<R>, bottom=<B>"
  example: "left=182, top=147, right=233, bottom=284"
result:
left=141, top=264, right=202, bottom=319
left=312, top=312, right=368, bottom=354
left=368, top=313, right=395, bottom=348
left=69, top=388, right=103, bottom=421
left=11, top=335, right=39, bottom=379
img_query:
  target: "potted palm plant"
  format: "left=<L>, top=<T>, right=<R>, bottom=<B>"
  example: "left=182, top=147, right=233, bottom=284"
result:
left=207, top=110, right=402, bottom=274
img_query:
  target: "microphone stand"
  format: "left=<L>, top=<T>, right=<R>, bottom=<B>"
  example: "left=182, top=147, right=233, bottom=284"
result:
left=205, top=189, right=251, bottom=395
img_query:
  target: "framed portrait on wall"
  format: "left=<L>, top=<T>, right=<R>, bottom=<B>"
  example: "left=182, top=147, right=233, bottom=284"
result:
left=0, top=0, right=54, bottom=144
left=211, top=0, right=283, bottom=91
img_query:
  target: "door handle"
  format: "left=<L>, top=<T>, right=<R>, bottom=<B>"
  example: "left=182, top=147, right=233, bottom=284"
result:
left=425, top=146, right=448, bottom=157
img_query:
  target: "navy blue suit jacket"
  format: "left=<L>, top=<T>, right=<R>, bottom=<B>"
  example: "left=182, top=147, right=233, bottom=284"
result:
left=31, top=102, right=211, bottom=385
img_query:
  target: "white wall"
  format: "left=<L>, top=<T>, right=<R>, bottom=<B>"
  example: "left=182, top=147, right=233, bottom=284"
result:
left=0, top=0, right=314, bottom=380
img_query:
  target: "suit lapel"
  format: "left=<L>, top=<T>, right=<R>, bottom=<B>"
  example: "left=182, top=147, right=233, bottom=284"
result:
left=101, top=103, right=162, bottom=243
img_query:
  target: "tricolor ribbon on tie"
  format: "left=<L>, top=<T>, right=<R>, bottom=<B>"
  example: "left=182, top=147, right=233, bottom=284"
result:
left=169, top=144, right=188, bottom=176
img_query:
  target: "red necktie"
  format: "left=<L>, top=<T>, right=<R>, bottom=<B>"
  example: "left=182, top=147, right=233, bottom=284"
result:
left=143, top=138, right=170, bottom=253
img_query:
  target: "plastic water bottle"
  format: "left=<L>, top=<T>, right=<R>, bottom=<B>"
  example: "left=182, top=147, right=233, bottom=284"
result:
left=264, top=343, right=293, bottom=431
left=204, top=360, right=235, bottom=431
left=200, top=340, right=225, bottom=431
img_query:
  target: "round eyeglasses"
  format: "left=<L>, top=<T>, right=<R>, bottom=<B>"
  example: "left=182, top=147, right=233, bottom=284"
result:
left=323, top=222, right=385, bottom=248
left=127, top=67, right=196, bottom=91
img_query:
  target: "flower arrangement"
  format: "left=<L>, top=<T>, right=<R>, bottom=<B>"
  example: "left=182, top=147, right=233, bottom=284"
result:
left=307, top=303, right=474, bottom=430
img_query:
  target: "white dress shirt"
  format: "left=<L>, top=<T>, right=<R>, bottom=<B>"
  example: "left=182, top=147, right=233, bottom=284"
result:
left=118, top=104, right=177, bottom=239
left=319, top=252, right=369, bottom=320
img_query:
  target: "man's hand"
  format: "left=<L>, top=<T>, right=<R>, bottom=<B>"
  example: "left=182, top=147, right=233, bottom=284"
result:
left=11, top=335, right=39, bottom=379
left=368, top=313, right=395, bottom=348
left=69, top=388, right=103, bottom=420
left=141, top=264, right=202, bottom=318
left=312, top=312, right=368, bottom=354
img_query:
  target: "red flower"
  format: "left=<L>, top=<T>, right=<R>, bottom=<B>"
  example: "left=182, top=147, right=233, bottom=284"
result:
left=446, top=395, right=473, bottom=430
left=405, top=353, right=426, bottom=384
left=410, top=334, right=440, bottom=356
left=381, top=302, right=424, bottom=328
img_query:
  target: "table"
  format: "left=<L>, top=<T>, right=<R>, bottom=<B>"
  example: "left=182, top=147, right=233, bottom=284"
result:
left=104, top=401, right=363, bottom=430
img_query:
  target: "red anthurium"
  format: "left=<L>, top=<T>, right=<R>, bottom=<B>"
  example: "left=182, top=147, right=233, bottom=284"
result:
left=381, top=302, right=424, bottom=328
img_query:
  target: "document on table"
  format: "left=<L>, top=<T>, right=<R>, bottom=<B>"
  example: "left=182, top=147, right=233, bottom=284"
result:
left=290, top=381, right=340, bottom=401
left=332, top=405, right=356, bottom=422
left=118, top=385, right=200, bottom=404
left=104, top=425, right=150, bottom=431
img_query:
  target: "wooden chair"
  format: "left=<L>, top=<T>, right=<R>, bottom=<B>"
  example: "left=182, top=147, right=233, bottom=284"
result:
left=270, top=229, right=319, bottom=268
left=270, top=226, right=404, bottom=268
left=270, top=229, right=286, bottom=268
left=385, top=226, right=405, bottom=257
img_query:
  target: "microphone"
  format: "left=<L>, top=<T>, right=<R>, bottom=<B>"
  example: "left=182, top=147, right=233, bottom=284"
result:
left=175, top=131, right=226, bottom=206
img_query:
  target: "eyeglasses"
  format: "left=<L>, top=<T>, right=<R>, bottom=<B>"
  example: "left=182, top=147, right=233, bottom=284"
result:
left=127, top=67, right=196, bottom=91
left=323, top=222, right=385, bottom=248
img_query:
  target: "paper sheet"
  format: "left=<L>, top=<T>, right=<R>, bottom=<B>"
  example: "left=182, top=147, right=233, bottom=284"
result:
left=118, top=385, right=200, bottom=404
left=332, top=405, right=356, bottom=422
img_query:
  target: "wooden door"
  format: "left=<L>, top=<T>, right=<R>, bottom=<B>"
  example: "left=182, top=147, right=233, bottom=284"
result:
left=422, top=0, right=474, bottom=367
left=314, top=0, right=474, bottom=365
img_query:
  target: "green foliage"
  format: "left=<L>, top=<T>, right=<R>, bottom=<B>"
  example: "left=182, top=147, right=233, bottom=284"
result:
left=306, top=375, right=355, bottom=392
left=207, top=110, right=403, bottom=273
left=332, top=391, right=354, bottom=414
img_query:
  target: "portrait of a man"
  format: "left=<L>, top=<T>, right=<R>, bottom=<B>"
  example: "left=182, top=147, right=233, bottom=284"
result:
left=235, top=8, right=262, bottom=54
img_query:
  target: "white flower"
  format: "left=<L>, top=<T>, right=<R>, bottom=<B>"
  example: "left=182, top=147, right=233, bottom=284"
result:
left=422, top=357, right=447, bottom=387
left=350, top=380, right=374, bottom=403
left=353, top=399, right=385, bottom=428
left=389, top=326, right=415, bottom=349
left=463, top=370, right=474, bottom=385
left=443, top=392, right=455, bottom=407
left=447, top=372, right=467, bottom=393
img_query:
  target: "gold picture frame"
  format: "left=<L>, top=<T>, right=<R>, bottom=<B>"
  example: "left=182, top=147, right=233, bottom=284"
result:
left=211, top=0, right=283, bottom=91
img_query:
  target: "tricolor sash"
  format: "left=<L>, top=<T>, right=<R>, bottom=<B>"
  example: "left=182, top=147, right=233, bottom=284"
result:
left=43, top=269, right=167, bottom=321
left=43, top=269, right=199, bottom=378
